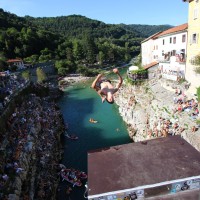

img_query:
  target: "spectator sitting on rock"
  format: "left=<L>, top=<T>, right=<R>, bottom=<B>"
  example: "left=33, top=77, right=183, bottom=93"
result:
left=182, top=101, right=191, bottom=111
left=15, top=167, right=24, bottom=174
left=189, top=98, right=197, bottom=108
left=192, top=126, right=197, bottom=132
left=177, top=127, right=185, bottom=134
left=147, top=129, right=152, bottom=139
left=2, top=174, right=9, bottom=182
left=162, top=128, right=168, bottom=137
left=191, top=107, right=199, bottom=120
left=174, top=103, right=183, bottom=114
left=175, top=88, right=182, bottom=96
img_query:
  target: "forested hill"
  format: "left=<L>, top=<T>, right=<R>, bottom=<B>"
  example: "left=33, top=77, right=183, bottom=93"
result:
left=0, top=8, right=172, bottom=42
left=119, top=24, right=173, bottom=38
left=25, top=14, right=172, bottom=39
left=25, top=15, right=139, bottom=39
left=0, top=9, right=172, bottom=75
left=0, top=8, right=34, bottom=30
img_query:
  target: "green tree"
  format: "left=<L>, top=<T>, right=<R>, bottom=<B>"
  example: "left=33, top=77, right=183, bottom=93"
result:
left=73, top=40, right=83, bottom=62
left=21, top=70, right=30, bottom=80
left=82, top=34, right=97, bottom=64
left=58, top=67, right=69, bottom=75
left=0, top=53, right=8, bottom=71
left=197, top=87, right=200, bottom=103
left=77, top=65, right=90, bottom=76
left=97, top=51, right=105, bottom=65
left=124, top=42, right=131, bottom=62
left=66, top=47, right=73, bottom=62
left=36, top=67, right=47, bottom=83
left=24, top=54, right=39, bottom=64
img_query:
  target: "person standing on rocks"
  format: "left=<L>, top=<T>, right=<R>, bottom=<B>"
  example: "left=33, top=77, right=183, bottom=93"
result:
left=91, top=68, right=123, bottom=104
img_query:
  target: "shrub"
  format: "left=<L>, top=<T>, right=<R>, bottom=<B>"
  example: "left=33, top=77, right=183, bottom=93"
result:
left=197, top=87, right=200, bottom=103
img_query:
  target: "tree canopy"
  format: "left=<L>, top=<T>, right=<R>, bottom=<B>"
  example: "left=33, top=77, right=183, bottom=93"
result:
left=0, top=9, right=172, bottom=75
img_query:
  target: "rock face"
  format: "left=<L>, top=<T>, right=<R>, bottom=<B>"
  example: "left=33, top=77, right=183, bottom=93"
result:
left=115, top=78, right=200, bottom=151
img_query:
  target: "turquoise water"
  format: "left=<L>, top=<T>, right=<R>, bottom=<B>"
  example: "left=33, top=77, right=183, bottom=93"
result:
left=58, top=68, right=131, bottom=199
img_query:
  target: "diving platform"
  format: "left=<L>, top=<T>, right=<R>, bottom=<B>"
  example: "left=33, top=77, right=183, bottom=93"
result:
left=87, top=135, right=200, bottom=199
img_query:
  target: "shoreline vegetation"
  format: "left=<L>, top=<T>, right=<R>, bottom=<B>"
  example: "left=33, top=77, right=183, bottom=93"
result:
left=58, top=74, right=92, bottom=90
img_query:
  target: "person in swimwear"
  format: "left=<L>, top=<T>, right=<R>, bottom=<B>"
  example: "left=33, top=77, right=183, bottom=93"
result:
left=91, top=68, right=123, bottom=104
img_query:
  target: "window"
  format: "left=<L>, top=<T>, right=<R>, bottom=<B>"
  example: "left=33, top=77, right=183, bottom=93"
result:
left=173, top=37, right=176, bottom=44
left=194, top=8, right=199, bottom=19
left=182, top=34, right=186, bottom=43
left=156, top=45, right=158, bottom=50
left=163, top=39, right=165, bottom=45
left=190, top=33, right=199, bottom=44
left=169, top=37, right=172, bottom=43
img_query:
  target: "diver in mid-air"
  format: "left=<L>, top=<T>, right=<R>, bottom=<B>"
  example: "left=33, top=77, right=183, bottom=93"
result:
left=91, top=68, right=123, bottom=104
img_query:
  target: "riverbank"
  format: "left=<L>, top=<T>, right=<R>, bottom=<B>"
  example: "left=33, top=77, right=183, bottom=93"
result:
left=115, top=77, right=200, bottom=151
left=59, top=75, right=91, bottom=90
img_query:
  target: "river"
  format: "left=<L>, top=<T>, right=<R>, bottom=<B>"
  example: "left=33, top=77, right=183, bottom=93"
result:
left=57, top=69, right=132, bottom=200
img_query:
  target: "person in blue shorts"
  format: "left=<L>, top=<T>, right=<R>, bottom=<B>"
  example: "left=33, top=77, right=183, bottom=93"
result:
left=91, top=68, right=123, bottom=104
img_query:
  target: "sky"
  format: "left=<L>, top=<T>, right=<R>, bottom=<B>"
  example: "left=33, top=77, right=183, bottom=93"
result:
left=1, top=0, right=189, bottom=26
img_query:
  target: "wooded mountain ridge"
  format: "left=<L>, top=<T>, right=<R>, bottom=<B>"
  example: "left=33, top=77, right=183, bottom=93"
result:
left=25, top=14, right=172, bottom=39
left=0, top=9, right=172, bottom=75
left=0, top=9, right=172, bottom=39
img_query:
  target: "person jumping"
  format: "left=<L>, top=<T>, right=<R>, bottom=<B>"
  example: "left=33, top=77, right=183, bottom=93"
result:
left=91, top=68, right=123, bottom=104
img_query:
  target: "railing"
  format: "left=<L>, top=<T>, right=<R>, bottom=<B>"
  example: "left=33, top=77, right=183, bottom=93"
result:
left=158, top=56, right=186, bottom=64
left=127, top=72, right=148, bottom=81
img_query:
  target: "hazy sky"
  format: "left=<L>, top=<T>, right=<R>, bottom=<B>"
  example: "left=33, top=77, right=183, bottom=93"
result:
left=1, top=0, right=189, bottom=26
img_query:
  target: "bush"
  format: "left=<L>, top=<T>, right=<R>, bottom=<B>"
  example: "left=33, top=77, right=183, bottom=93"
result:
left=129, top=69, right=147, bottom=75
left=197, top=87, right=200, bottom=102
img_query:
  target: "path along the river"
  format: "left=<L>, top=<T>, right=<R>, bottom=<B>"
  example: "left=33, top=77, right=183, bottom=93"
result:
left=57, top=69, right=132, bottom=200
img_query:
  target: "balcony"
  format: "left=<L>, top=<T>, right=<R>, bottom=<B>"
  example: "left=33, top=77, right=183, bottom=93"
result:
left=158, top=55, right=186, bottom=64
left=157, top=57, right=170, bottom=63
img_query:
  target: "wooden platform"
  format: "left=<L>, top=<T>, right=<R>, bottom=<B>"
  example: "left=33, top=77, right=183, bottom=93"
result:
left=87, top=136, right=200, bottom=199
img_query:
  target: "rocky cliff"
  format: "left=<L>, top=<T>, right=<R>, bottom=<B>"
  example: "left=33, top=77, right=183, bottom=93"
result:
left=115, top=78, right=200, bottom=151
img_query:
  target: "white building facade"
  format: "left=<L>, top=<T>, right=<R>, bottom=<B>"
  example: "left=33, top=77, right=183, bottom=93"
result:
left=141, top=24, right=188, bottom=81
left=141, top=32, right=161, bottom=66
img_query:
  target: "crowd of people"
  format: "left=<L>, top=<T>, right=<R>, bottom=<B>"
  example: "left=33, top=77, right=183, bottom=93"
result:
left=0, top=73, right=29, bottom=111
left=146, top=87, right=200, bottom=139
left=173, top=88, right=199, bottom=119
left=0, top=84, right=65, bottom=200
left=146, top=116, right=186, bottom=139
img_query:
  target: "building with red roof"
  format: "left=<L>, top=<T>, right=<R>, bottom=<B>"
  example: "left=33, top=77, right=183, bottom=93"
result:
left=7, top=58, right=25, bottom=70
left=141, top=23, right=188, bottom=81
